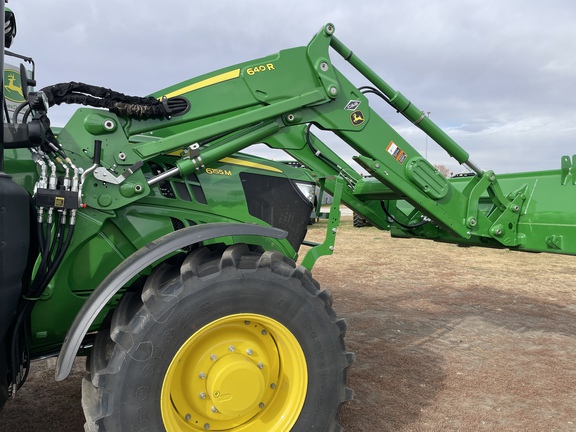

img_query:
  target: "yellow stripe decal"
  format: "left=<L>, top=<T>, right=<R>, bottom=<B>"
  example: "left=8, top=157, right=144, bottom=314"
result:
left=219, top=157, right=283, bottom=173
left=163, top=69, right=241, bottom=99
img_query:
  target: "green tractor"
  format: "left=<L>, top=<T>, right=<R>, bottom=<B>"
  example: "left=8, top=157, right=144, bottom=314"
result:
left=2, top=5, right=576, bottom=431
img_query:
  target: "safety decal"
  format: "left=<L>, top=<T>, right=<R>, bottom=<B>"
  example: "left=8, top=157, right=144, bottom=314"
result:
left=350, top=110, right=365, bottom=126
left=386, top=141, right=407, bottom=164
left=344, top=100, right=361, bottom=110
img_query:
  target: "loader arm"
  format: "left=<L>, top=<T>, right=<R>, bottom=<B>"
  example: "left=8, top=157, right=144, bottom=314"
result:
left=100, top=23, right=524, bottom=252
left=54, top=22, right=576, bottom=263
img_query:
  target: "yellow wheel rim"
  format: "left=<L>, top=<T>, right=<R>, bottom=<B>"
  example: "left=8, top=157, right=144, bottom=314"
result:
left=161, top=313, right=308, bottom=431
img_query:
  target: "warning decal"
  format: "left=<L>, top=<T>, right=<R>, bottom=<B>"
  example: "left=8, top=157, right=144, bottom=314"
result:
left=386, top=141, right=407, bottom=164
left=344, top=100, right=361, bottom=110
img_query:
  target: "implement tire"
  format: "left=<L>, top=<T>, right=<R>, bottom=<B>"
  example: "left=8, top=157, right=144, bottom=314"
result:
left=82, top=244, right=354, bottom=431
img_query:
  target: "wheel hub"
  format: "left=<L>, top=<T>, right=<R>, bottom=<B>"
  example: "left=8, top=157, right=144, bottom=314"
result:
left=161, top=314, right=307, bottom=431
left=207, top=353, right=265, bottom=416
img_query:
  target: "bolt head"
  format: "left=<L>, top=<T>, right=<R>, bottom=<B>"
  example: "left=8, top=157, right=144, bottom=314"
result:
left=199, top=372, right=206, bottom=379
left=257, top=362, right=264, bottom=369
left=199, top=392, right=206, bottom=399
left=229, top=345, right=235, bottom=352
left=246, top=349, right=253, bottom=356
left=210, top=354, right=217, bottom=361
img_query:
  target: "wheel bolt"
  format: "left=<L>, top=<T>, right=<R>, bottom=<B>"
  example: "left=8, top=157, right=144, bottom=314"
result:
left=185, top=414, right=191, bottom=421
left=259, top=402, right=265, bottom=409
left=229, top=345, right=235, bottom=352
left=211, top=406, right=218, bottom=413
left=199, top=372, right=206, bottom=379
left=199, top=392, right=206, bottom=399
left=261, top=330, right=267, bottom=335
left=210, top=354, right=217, bottom=361
left=270, top=383, right=277, bottom=389
left=204, top=423, right=210, bottom=430
left=246, top=349, right=253, bottom=356
left=257, top=362, right=264, bottom=369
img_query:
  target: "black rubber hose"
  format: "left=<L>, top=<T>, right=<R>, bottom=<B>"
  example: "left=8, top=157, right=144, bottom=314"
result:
left=380, top=201, right=429, bottom=229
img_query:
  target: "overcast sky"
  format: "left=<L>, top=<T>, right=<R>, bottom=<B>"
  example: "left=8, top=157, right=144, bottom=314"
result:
left=8, top=0, right=576, bottom=175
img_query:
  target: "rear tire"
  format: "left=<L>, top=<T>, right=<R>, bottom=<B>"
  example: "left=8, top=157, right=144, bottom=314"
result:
left=82, top=244, right=354, bottom=431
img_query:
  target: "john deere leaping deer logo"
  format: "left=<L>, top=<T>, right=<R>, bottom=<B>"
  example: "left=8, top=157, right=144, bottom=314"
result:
left=350, top=110, right=365, bottom=126
left=4, top=70, right=25, bottom=103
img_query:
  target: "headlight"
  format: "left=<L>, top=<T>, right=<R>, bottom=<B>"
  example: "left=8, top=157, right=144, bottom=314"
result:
left=294, top=181, right=316, bottom=204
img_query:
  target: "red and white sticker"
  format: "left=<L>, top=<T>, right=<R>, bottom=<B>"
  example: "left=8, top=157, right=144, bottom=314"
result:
left=386, top=141, right=407, bottom=164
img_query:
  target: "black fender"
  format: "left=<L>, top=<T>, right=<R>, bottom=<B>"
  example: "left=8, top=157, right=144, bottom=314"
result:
left=55, top=222, right=287, bottom=381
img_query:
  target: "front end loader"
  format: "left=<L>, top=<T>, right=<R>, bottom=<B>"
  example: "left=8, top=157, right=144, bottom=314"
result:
left=2, top=4, right=576, bottom=431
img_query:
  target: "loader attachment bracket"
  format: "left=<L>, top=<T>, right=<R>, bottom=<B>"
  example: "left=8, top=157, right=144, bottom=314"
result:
left=300, top=176, right=344, bottom=270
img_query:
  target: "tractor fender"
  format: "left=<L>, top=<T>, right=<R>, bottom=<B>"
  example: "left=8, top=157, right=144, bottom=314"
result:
left=55, top=222, right=287, bottom=381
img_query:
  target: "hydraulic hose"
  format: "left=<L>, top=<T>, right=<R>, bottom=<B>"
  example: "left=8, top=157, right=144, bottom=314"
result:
left=380, top=201, right=429, bottom=230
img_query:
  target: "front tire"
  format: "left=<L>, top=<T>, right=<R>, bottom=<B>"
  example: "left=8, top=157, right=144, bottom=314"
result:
left=83, top=244, right=354, bottom=431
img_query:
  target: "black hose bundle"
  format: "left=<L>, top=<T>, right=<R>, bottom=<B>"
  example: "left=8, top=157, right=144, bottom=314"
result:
left=40, top=82, right=171, bottom=119
left=10, top=219, right=75, bottom=392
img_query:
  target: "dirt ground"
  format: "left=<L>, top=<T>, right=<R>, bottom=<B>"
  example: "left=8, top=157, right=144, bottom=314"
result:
left=1, top=216, right=575, bottom=431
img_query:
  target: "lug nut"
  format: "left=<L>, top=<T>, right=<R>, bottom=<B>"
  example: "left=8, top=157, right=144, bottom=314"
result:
left=246, top=349, right=253, bottom=356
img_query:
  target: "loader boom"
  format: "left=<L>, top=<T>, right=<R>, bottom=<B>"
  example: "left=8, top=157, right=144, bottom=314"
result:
left=59, top=23, right=573, bottom=258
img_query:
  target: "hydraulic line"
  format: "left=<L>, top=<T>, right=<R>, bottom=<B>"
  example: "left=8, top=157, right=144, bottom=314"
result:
left=40, top=82, right=176, bottom=119
left=9, top=143, right=78, bottom=393
left=380, top=201, right=429, bottom=230
left=304, top=124, right=357, bottom=188
left=10, top=221, right=75, bottom=392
